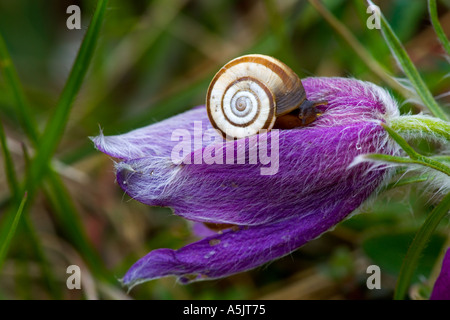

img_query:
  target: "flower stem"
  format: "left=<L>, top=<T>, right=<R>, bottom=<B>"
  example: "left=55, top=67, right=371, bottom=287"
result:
left=390, top=115, right=450, bottom=142
left=366, top=153, right=450, bottom=177
left=380, top=123, right=450, bottom=176
left=394, top=192, right=450, bottom=300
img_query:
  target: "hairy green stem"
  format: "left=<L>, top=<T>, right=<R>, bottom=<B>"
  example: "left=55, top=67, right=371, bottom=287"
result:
left=390, top=115, right=450, bottom=142
left=379, top=123, right=450, bottom=177
left=366, top=154, right=450, bottom=177
left=394, top=192, right=450, bottom=300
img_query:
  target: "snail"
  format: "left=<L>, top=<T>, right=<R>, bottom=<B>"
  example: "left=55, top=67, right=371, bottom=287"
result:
left=206, top=54, right=326, bottom=139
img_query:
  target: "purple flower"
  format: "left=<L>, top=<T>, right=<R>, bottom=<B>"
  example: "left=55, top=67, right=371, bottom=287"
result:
left=430, top=248, right=450, bottom=300
left=92, top=77, right=400, bottom=286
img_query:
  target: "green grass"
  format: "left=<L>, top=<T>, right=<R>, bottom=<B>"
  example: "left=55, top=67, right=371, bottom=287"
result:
left=26, top=0, right=109, bottom=195
left=429, top=0, right=450, bottom=56
left=372, top=0, right=449, bottom=121
left=0, top=0, right=112, bottom=290
left=0, top=192, right=27, bottom=271
left=395, top=192, right=450, bottom=299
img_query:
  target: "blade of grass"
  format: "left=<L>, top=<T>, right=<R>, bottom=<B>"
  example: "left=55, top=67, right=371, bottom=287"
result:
left=0, top=35, right=39, bottom=144
left=0, top=141, right=62, bottom=298
left=0, top=0, right=113, bottom=287
left=26, top=0, right=109, bottom=190
left=74, top=0, right=187, bottom=128
left=0, top=192, right=27, bottom=271
left=307, top=0, right=410, bottom=97
left=20, top=144, right=63, bottom=298
left=0, top=120, right=19, bottom=199
left=44, top=172, right=111, bottom=281
left=24, top=0, right=112, bottom=282
left=21, top=215, right=63, bottom=299
left=434, top=155, right=450, bottom=164
left=428, top=0, right=450, bottom=57
left=394, top=192, right=450, bottom=299
left=369, top=0, right=449, bottom=121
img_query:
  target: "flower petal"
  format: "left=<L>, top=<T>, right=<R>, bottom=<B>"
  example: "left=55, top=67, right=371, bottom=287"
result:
left=430, top=248, right=450, bottom=300
left=91, top=106, right=219, bottom=160
left=303, top=77, right=399, bottom=125
left=93, top=77, right=403, bottom=285
left=122, top=173, right=381, bottom=286
left=190, top=222, right=219, bottom=238
left=92, top=77, right=400, bottom=161
left=116, top=122, right=391, bottom=225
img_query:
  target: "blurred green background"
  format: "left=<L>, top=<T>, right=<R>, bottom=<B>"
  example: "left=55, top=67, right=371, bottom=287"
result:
left=0, top=0, right=449, bottom=300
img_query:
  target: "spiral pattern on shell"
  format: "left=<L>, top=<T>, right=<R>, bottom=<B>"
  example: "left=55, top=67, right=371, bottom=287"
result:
left=207, top=54, right=306, bottom=139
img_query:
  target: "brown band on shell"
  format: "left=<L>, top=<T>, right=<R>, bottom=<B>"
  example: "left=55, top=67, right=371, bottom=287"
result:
left=206, top=54, right=308, bottom=139
left=219, top=55, right=306, bottom=116
left=221, top=55, right=296, bottom=89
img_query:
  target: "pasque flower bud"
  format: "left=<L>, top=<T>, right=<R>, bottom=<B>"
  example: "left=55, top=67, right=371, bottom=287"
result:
left=93, top=77, right=403, bottom=287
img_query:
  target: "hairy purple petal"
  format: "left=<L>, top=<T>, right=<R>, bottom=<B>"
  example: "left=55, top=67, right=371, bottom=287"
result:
left=431, top=248, right=450, bottom=300
left=123, top=169, right=380, bottom=286
left=93, top=77, right=401, bottom=285
left=92, top=77, right=399, bottom=161
left=91, top=106, right=217, bottom=160
left=115, top=122, right=390, bottom=225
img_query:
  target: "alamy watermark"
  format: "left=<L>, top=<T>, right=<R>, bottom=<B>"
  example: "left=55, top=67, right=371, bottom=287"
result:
left=170, top=121, right=280, bottom=176
left=366, top=264, right=381, bottom=289
left=66, top=5, right=81, bottom=30
left=66, top=265, right=81, bottom=290
left=366, top=4, right=381, bottom=30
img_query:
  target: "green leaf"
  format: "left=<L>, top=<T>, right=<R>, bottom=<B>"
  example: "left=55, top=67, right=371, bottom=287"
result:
left=26, top=0, right=109, bottom=191
left=428, top=0, right=450, bottom=57
left=0, top=34, right=39, bottom=144
left=0, top=192, right=27, bottom=271
left=0, top=120, right=19, bottom=199
left=364, top=153, right=450, bottom=177
left=0, top=0, right=113, bottom=286
left=371, top=0, right=449, bottom=121
left=376, top=123, right=450, bottom=177
left=381, top=123, right=421, bottom=158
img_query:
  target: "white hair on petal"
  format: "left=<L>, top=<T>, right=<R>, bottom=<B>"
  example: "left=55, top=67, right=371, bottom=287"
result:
left=307, top=77, right=401, bottom=130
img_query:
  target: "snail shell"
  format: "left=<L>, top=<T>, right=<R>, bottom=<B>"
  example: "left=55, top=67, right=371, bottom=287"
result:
left=206, top=54, right=325, bottom=139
